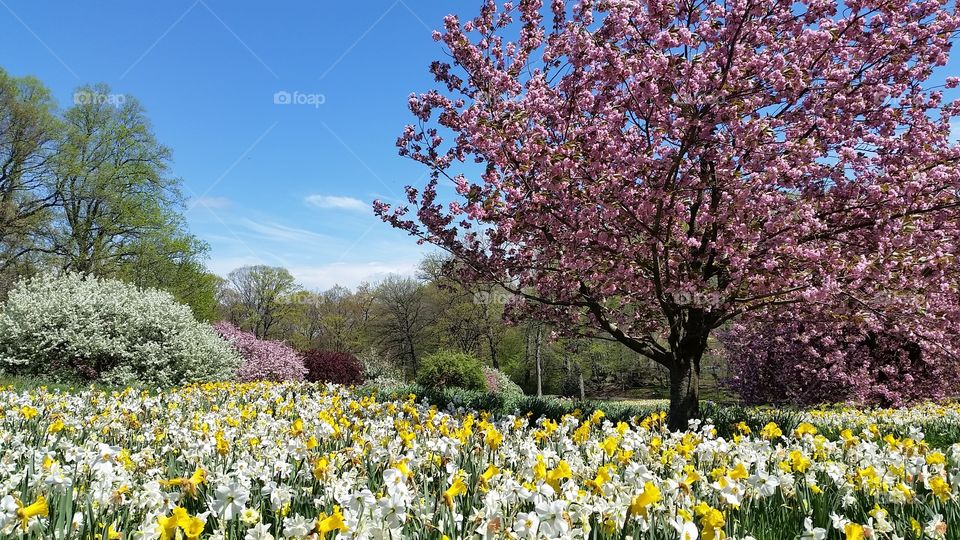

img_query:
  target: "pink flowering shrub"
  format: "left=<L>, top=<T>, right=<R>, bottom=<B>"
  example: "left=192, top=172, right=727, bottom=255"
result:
left=213, top=322, right=306, bottom=382
left=482, top=366, right=524, bottom=397
left=721, top=316, right=960, bottom=407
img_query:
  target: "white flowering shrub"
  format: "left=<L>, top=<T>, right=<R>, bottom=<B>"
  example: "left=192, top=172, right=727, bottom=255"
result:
left=0, top=273, right=241, bottom=385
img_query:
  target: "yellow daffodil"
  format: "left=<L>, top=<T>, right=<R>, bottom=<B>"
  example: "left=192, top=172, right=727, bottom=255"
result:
left=443, top=474, right=468, bottom=508
left=48, top=418, right=65, bottom=433
left=316, top=505, right=347, bottom=537
left=760, top=422, right=782, bottom=439
left=700, top=506, right=725, bottom=540
left=16, top=495, right=48, bottom=530
left=929, top=475, right=951, bottom=500
left=546, top=460, right=573, bottom=490
left=183, top=516, right=205, bottom=540
left=484, top=425, right=503, bottom=449
left=629, top=481, right=661, bottom=518
left=729, top=462, right=749, bottom=480
left=926, top=451, right=946, bottom=466
left=587, top=464, right=614, bottom=493
left=600, top=436, right=618, bottom=457
left=789, top=450, right=812, bottom=473
left=479, top=464, right=500, bottom=489
left=844, top=522, right=865, bottom=540
left=19, top=406, right=39, bottom=420
left=313, top=456, right=331, bottom=480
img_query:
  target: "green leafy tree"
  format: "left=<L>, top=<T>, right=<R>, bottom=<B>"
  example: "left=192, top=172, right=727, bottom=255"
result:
left=0, top=68, right=60, bottom=281
left=117, top=235, right=220, bottom=321
left=50, top=83, right=186, bottom=274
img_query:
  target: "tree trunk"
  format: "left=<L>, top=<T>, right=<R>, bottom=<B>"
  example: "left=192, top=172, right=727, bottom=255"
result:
left=523, top=324, right=532, bottom=387
left=667, top=359, right=701, bottom=431
left=410, top=342, right=418, bottom=376
left=487, top=330, right=499, bottom=369
left=534, top=323, right=543, bottom=397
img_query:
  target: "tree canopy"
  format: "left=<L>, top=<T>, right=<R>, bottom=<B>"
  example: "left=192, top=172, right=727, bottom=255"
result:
left=0, top=70, right=214, bottom=317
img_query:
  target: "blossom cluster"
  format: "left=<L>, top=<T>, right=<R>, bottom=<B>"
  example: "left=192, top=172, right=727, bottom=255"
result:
left=214, top=322, right=307, bottom=382
left=1, top=382, right=957, bottom=539
left=378, top=0, right=960, bottom=431
left=0, top=273, right=241, bottom=386
left=721, top=317, right=960, bottom=407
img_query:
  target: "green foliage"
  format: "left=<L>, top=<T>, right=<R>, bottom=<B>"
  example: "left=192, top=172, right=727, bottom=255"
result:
left=416, top=349, right=486, bottom=391
left=0, top=67, right=60, bottom=277
left=116, top=236, right=220, bottom=321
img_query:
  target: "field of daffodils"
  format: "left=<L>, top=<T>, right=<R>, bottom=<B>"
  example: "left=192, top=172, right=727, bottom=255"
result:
left=0, top=382, right=957, bottom=540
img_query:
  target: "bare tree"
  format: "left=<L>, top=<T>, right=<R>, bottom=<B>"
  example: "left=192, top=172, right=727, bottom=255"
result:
left=419, top=254, right=507, bottom=367
left=287, top=285, right=375, bottom=352
left=224, top=265, right=298, bottom=339
left=371, top=275, right=435, bottom=376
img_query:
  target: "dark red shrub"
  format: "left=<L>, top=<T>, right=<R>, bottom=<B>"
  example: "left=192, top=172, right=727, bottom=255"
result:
left=302, top=350, right=364, bottom=385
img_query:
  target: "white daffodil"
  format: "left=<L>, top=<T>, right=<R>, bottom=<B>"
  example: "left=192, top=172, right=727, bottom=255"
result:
left=245, top=522, right=275, bottom=540
left=801, top=517, right=826, bottom=540
left=211, top=480, right=250, bottom=520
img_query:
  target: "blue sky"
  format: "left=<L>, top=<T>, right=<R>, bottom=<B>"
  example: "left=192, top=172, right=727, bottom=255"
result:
left=3, top=1, right=959, bottom=290
left=0, top=0, right=477, bottom=289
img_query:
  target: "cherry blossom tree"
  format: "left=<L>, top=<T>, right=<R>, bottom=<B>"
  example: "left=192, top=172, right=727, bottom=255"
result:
left=377, top=0, right=960, bottom=429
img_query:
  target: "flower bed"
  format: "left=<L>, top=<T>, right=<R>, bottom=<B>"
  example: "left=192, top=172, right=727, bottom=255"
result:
left=0, top=383, right=957, bottom=539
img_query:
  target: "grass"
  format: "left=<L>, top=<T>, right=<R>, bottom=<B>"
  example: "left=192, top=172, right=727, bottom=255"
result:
left=593, top=376, right=736, bottom=403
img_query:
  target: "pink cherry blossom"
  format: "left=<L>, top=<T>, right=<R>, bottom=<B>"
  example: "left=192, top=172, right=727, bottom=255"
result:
left=214, top=322, right=307, bottom=382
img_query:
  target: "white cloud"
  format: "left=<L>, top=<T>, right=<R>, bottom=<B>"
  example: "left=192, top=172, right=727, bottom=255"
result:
left=289, top=261, right=419, bottom=290
left=189, top=196, right=232, bottom=209
left=207, top=258, right=419, bottom=290
left=206, top=256, right=269, bottom=277
left=305, top=194, right=369, bottom=212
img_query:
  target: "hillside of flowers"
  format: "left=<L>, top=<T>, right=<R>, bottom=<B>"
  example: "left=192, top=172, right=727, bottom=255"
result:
left=1, top=382, right=957, bottom=540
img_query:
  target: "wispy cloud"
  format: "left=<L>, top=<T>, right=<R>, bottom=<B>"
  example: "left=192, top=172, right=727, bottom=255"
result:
left=240, top=218, right=334, bottom=245
left=189, top=196, right=232, bottom=209
left=305, top=194, right=369, bottom=212
left=206, top=255, right=270, bottom=276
